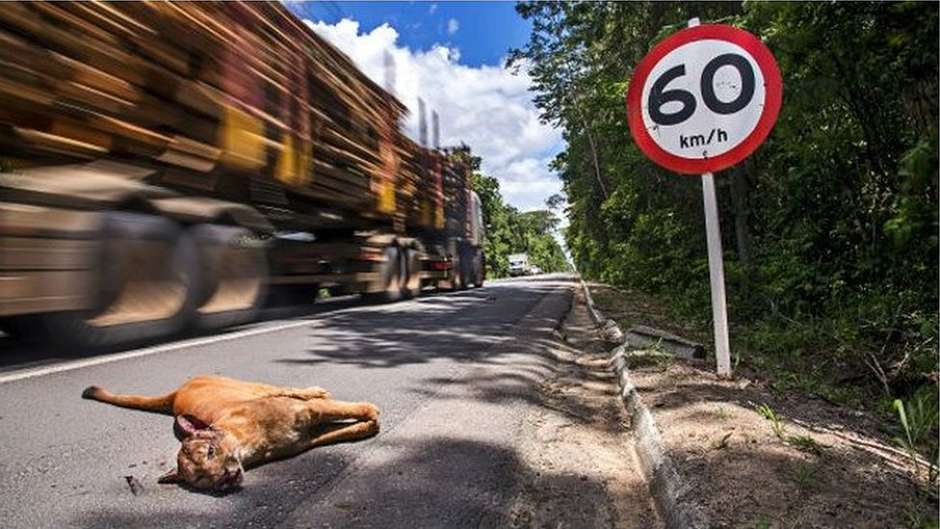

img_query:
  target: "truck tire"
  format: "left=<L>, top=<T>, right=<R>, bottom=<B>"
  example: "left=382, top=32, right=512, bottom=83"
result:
left=35, top=212, right=200, bottom=349
left=401, top=244, right=422, bottom=299
left=189, top=224, right=267, bottom=330
left=472, top=250, right=485, bottom=288
left=363, top=244, right=404, bottom=303
left=442, top=253, right=469, bottom=292
left=458, top=254, right=472, bottom=290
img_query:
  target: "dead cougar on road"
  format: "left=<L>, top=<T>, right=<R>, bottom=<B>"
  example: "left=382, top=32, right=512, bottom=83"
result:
left=82, top=375, right=379, bottom=491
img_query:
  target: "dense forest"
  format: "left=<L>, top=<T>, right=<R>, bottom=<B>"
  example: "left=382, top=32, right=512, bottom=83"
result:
left=474, top=173, right=570, bottom=277
left=454, top=147, right=570, bottom=277
left=511, top=0, right=937, bottom=448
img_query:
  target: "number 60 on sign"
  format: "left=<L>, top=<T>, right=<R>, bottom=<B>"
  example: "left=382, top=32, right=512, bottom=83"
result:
left=626, top=24, right=782, bottom=174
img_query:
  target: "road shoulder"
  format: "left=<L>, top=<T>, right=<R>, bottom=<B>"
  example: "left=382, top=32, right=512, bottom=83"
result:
left=507, top=285, right=661, bottom=529
left=587, top=281, right=937, bottom=529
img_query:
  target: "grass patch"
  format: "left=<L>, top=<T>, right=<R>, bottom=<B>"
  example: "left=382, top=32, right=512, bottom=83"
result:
left=788, top=461, right=820, bottom=496
left=757, top=403, right=787, bottom=441
left=711, top=431, right=733, bottom=450
left=648, top=340, right=675, bottom=372
left=904, top=498, right=940, bottom=529
left=787, top=434, right=827, bottom=456
left=892, top=388, right=940, bottom=496
left=591, top=282, right=939, bottom=477
left=752, top=519, right=772, bottom=529
left=713, top=405, right=733, bottom=421
left=757, top=403, right=827, bottom=455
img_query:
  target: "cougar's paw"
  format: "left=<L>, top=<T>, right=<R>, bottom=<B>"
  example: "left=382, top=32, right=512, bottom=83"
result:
left=363, top=403, right=380, bottom=422
left=81, top=386, right=102, bottom=400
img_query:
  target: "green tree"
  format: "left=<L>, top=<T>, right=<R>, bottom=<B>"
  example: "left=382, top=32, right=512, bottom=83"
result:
left=473, top=172, right=514, bottom=277
left=513, top=0, right=938, bottom=404
left=472, top=172, right=569, bottom=277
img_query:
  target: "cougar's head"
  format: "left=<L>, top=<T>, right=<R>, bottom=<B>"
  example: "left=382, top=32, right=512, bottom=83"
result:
left=157, top=415, right=244, bottom=492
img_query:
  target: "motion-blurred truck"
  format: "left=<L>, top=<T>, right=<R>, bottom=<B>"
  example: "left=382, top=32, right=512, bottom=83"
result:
left=0, top=2, right=485, bottom=347
left=508, top=253, right=529, bottom=277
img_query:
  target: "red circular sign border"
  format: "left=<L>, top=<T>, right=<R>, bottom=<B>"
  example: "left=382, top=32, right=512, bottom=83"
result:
left=625, top=24, right=782, bottom=175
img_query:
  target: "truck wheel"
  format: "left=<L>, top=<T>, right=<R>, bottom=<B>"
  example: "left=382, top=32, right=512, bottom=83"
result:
left=189, top=224, right=267, bottom=330
left=401, top=246, right=422, bottom=299
left=444, top=256, right=464, bottom=291
left=472, top=250, right=485, bottom=288
left=444, top=253, right=471, bottom=291
left=459, top=255, right=472, bottom=290
left=363, top=245, right=404, bottom=303
left=36, top=212, right=200, bottom=350
left=455, top=247, right=479, bottom=290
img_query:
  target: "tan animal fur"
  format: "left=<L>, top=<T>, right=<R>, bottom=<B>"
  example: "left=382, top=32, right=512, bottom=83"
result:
left=82, top=375, right=379, bottom=491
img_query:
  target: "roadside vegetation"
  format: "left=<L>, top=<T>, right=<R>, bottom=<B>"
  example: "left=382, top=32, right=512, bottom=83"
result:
left=511, top=0, right=938, bottom=507
left=468, top=151, right=570, bottom=277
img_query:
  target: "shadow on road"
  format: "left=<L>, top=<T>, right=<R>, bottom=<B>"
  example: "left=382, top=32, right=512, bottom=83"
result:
left=275, top=279, right=572, bottom=370
left=0, top=276, right=574, bottom=372
left=0, top=295, right=354, bottom=373
left=0, top=280, right=546, bottom=374
left=74, top=436, right=619, bottom=529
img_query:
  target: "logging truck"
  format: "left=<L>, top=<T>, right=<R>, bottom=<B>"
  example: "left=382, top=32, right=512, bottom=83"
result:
left=0, top=2, right=485, bottom=348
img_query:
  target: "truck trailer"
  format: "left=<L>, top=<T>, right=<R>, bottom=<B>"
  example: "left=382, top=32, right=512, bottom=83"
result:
left=0, top=2, right=485, bottom=348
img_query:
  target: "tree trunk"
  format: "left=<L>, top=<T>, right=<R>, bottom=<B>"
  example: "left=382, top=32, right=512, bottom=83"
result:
left=730, top=163, right=752, bottom=271
left=585, top=127, right=608, bottom=200
left=577, top=112, right=608, bottom=200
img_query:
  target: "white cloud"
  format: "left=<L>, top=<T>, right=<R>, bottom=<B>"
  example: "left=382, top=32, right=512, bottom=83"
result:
left=428, top=3, right=438, bottom=14
left=305, top=18, right=564, bottom=212
left=447, top=17, right=459, bottom=35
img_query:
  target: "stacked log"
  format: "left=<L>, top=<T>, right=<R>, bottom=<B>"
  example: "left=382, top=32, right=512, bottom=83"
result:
left=443, top=157, right=472, bottom=241
left=0, top=2, right=458, bottom=234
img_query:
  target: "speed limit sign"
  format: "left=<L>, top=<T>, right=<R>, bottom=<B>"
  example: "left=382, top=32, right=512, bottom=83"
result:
left=626, top=24, right=782, bottom=174
left=625, top=21, right=782, bottom=377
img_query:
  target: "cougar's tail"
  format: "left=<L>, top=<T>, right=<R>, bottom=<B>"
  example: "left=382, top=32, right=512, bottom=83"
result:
left=82, top=385, right=176, bottom=415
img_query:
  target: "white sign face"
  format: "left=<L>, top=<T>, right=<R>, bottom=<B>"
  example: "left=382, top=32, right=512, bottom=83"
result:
left=639, top=39, right=767, bottom=160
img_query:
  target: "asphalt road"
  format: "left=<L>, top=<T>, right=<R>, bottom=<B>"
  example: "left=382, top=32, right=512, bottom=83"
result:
left=0, top=275, right=578, bottom=529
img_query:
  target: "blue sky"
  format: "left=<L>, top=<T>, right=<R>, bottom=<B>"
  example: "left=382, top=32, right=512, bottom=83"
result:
left=285, top=1, right=564, bottom=214
left=286, top=1, right=531, bottom=67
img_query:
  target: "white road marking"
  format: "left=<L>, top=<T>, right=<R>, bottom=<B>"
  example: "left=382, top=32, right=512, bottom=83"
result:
left=0, top=318, right=320, bottom=385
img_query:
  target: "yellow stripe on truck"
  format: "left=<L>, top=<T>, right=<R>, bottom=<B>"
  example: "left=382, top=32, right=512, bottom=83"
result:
left=274, top=134, right=314, bottom=188
left=218, top=104, right=265, bottom=171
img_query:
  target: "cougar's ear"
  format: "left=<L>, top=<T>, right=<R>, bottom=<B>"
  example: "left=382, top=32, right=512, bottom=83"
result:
left=173, top=414, right=211, bottom=441
left=157, top=467, right=182, bottom=484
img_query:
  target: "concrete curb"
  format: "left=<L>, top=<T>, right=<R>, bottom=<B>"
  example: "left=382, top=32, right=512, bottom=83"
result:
left=579, top=279, right=709, bottom=529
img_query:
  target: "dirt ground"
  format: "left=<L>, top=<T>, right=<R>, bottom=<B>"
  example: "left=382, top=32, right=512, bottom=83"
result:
left=508, top=289, right=662, bottom=529
left=590, top=283, right=938, bottom=529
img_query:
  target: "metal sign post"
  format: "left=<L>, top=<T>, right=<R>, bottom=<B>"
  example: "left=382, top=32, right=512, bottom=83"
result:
left=624, top=17, right=782, bottom=378
left=701, top=171, right=731, bottom=376
left=689, top=18, right=731, bottom=377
